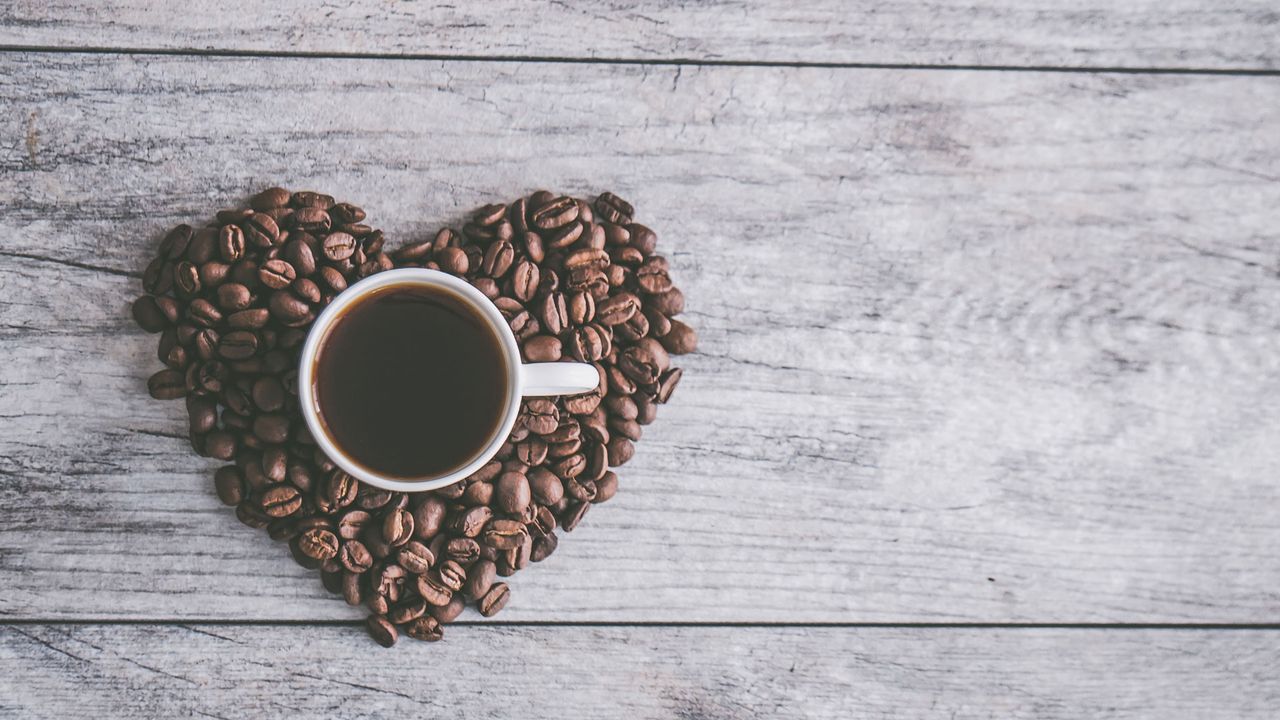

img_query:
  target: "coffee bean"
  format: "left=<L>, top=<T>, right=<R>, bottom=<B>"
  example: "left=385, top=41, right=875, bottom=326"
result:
left=412, top=496, right=447, bottom=540
left=242, top=213, right=280, bottom=247
left=636, top=256, right=674, bottom=295
left=595, top=192, right=634, bottom=225
left=186, top=298, right=222, bottom=327
left=481, top=240, right=515, bottom=278
left=493, top=471, right=531, bottom=516
left=523, top=398, right=559, bottom=435
left=436, top=246, right=469, bottom=275
left=531, top=196, right=579, bottom=230
left=430, top=595, right=466, bottom=624
left=521, top=334, right=562, bottom=363
left=531, top=532, right=559, bottom=562
left=319, top=231, right=355, bottom=262
left=382, top=508, right=414, bottom=546
left=142, top=258, right=173, bottom=295
left=404, top=615, right=443, bottom=642
left=647, top=287, right=685, bottom=316
left=283, top=238, right=317, bottom=277
left=214, top=466, right=245, bottom=506
left=516, top=438, right=549, bottom=466
left=217, top=224, right=245, bottom=262
left=268, top=291, right=310, bottom=322
left=656, top=367, right=683, bottom=403
left=478, top=582, right=511, bottom=617
left=366, top=615, right=397, bottom=648
left=596, top=292, right=640, bottom=326
left=299, top=528, right=339, bottom=561
left=258, top=259, right=296, bottom=289
left=437, top=560, right=467, bottom=592
left=462, top=480, right=494, bottom=507
left=397, top=541, right=434, bottom=574
left=482, top=519, right=527, bottom=550
left=236, top=500, right=272, bottom=529
left=187, top=396, right=217, bottom=434
left=292, top=207, right=331, bottom=234
left=147, top=369, right=186, bottom=399
left=416, top=573, right=453, bottom=607
left=450, top=505, right=492, bottom=538
left=660, top=319, right=698, bottom=355
left=340, top=540, right=374, bottom=573
left=291, top=277, right=321, bottom=304
left=219, top=330, right=259, bottom=360
left=607, top=437, right=635, bottom=466
left=174, top=261, right=202, bottom=296
left=336, top=509, right=371, bottom=541
left=562, top=501, right=590, bottom=532
left=566, top=290, right=594, bottom=326
left=159, top=224, right=194, bottom=259
left=261, top=484, right=302, bottom=518
left=132, top=296, right=167, bottom=333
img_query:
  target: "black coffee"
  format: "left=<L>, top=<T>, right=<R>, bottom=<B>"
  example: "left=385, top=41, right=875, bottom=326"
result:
left=312, top=283, right=508, bottom=479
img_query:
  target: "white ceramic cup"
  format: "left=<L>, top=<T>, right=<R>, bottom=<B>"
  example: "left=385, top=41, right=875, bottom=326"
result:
left=298, top=268, right=600, bottom=493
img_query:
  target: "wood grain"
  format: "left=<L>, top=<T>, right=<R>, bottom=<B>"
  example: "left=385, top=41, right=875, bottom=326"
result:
left=2, top=624, right=1278, bottom=719
left=2, top=1, right=1279, bottom=69
left=1, top=54, right=1279, bottom=622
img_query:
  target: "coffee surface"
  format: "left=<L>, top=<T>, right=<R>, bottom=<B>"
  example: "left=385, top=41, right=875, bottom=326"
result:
left=313, top=283, right=508, bottom=479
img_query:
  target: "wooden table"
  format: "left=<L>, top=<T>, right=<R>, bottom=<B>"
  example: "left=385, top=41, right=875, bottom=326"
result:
left=2, top=3, right=1278, bottom=717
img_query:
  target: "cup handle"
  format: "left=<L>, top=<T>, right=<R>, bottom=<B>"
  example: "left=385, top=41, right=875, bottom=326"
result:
left=520, top=362, right=600, bottom=397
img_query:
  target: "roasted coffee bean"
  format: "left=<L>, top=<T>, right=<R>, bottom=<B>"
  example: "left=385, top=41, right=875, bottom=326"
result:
left=236, top=500, right=272, bottom=529
left=159, top=224, right=194, bottom=259
left=564, top=247, right=609, bottom=272
left=462, top=481, right=494, bottom=507
left=463, top=559, right=497, bottom=599
left=595, top=192, right=634, bottom=225
left=367, top=615, right=397, bottom=648
left=596, top=292, right=640, bottom=326
left=437, top=560, right=467, bottom=592
left=142, top=257, right=172, bottom=295
left=269, top=291, right=310, bottom=322
left=262, top=446, right=288, bottom=482
left=567, top=290, right=594, bottom=326
left=416, top=573, right=453, bottom=607
left=291, top=277, right=321, bottom=304
left=214, top=466, right=245, bottom=506
left=607, top=437, right=636, bottom=466
left=341, top=571, right=363, bottom=606
left=478, top=582, right=510, bottom=617
left=387, top=597, right=426, bottom=625
left=430, top=594, right=466, bottom=624
left=174, top=261, right=202, bottom=297
left=657, top=367, right=683, bottom=403
left=528, top=467, right=564, bottom=505
left=252, top=413, right=290, bottom=444
left=336, top=509, right=372, bottom=541
left=217, top=224, right=245, bottom=262
left=193, top=328, right=219, bottom=361
left=482, top=519, right=527, bottom=550
left=517, top=334, right=559, bottom=363
left=293, top=207, right=331, bottom=234
left=412, top=496, right=448, bottom=540
left=356, top=485, right=394, bottom=511
left=450, top=505, right=492, bottom=538
left=435, top=246, right=469, bottom=275
left=493, top=471, right=531, bottom=516
left=242, top=212, right=280, bottom=247
left=405, top=615, right=443, bottom=642
left=340, top=540, right=374, bottom=573
left=531, top=532, right=559, bottom=562
left=443, top=538, right=480, bottom=565
left=382, top=508, right=415, bottom=546
left=256, top=258, right=296, bottom=289
left=593, top=470, right=619, bottom=503
left=132, top=296, right=168, bottom=333
left=319, top=231, right=355, bottom=262
left=661, top=319, right=698, bottom=355
left=147, top=369, right=186, bottom=399
left=531, top=195, right=579, bottom=230
left=515, top=437, right=549, bottom=466
left=562, top=501, right=590, bottom=532
left=250, top=187, right=290, bottom=211
left=261, top=484, right=302, bottom=518
left=567, top=325, right=606, bottom=362
left=317, top=265, right=348, bottom=293
left=283, top=238, right=317, bottom=277
left=647, top=286, right=685, bottom=316
left=299, top=528, right=339, bottom=560
left=481, top=240, right=515, bottom=278
left=545, top=220, right=583, bottom=249
left=397, top=541, right=435, bottom=575
left=523, top=398, right=559, bottom=435
left=636, top=257, right=674, bottom=295
left=186, top=396, right=217, bottom=435
left=219, top=330, right=258, bottom=360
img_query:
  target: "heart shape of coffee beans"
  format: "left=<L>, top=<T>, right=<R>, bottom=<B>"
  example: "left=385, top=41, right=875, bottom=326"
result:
left=132, top=188, right=695, bottom=646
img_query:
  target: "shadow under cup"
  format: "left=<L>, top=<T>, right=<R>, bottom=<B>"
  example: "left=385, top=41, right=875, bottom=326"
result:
left=308, top=281, right=512, bottom=482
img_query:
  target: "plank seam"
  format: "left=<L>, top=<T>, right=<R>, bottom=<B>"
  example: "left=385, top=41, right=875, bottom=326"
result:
left=1, top=44, right=1278, bottom=76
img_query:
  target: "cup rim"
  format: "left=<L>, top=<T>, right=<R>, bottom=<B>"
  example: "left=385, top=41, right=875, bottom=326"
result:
left=297, top=268, right=523, bottom=493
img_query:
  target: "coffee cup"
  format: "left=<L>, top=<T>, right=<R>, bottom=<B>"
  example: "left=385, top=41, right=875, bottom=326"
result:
left=298, top=268, right=599, bottom=492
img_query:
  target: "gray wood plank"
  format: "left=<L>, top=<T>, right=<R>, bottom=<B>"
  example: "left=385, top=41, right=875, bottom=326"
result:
left=2, top=1, right=1279, bottom=69
left=2, top=625, right=1278, bottom=719
left=1, top=54, right=1279, bottom=622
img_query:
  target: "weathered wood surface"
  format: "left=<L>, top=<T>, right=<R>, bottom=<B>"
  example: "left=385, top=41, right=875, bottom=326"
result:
left=2, top=625, right=1277, bottom=719
left=1, top=54, right=1279, bottom=623
left=3, top=1, right=1279, bottom=69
